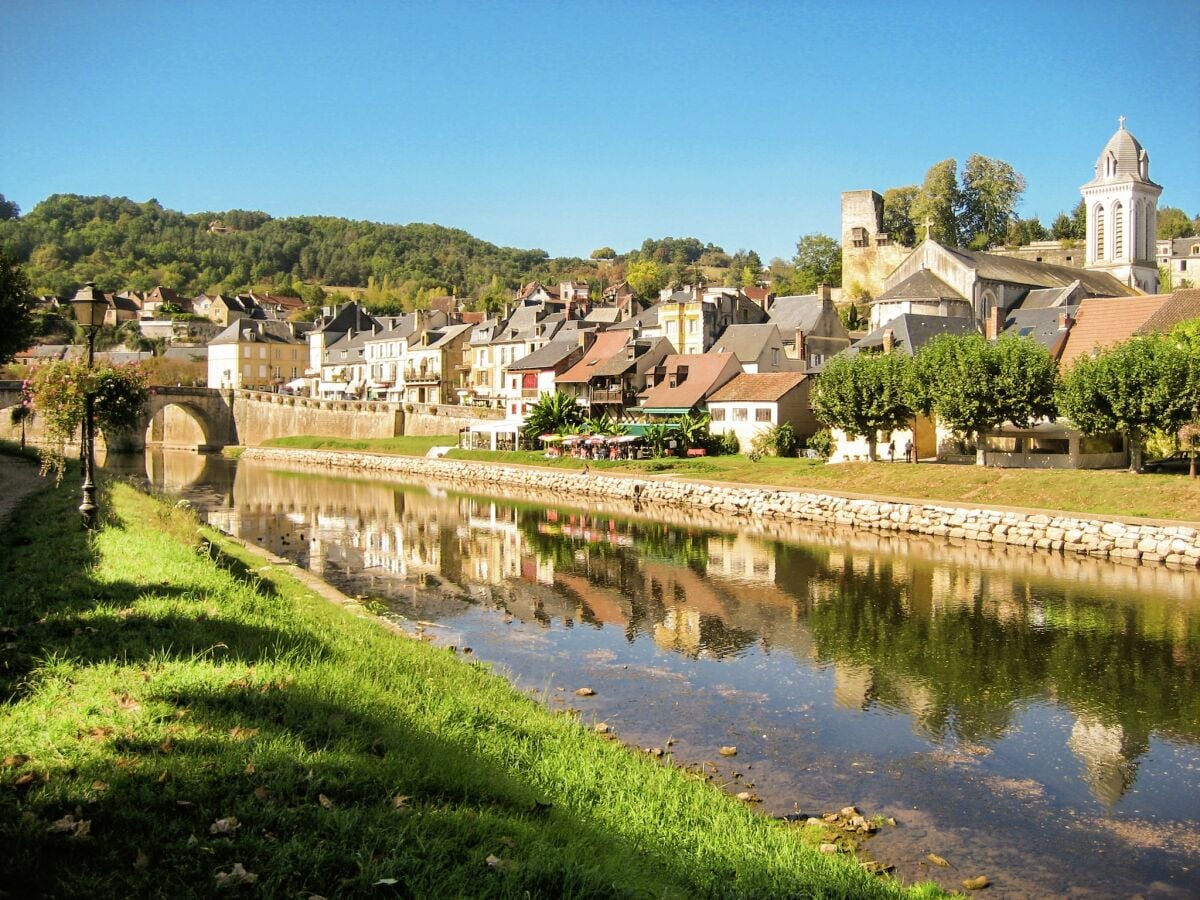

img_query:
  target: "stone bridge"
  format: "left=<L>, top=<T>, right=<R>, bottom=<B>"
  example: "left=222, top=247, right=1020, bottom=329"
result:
left=2, top=380, right=496, bottom=451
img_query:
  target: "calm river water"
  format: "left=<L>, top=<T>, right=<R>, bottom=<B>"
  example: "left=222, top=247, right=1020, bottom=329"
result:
left=111, top=450, right=1200, bottom=898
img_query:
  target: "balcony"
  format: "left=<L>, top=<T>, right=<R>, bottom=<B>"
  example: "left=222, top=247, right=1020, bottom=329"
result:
left=404, top=368, right=441, bottom=384
left=590, top=388, right=633, bottom=405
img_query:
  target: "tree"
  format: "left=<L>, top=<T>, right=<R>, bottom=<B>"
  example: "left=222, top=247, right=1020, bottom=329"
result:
left=626, top=258, right=666, bottom=301
left=881, top=186, right=920, bottom=246
left=1057, top=335, right=1194, bottom=473
left=1006, top=216, right=1048, bottom=247
left=1050, top=209, right=1084, bottom=241
left=811, top=351, right=914, bottom=461
left=0, top=193, right=19, bottom=220
left=1157, top=206, right=1197, bottom=240
left=910, top=159, right=961, bottom=246
left=790, top=233, right=842, bottom=293
left=911, top=333, right=1057, bottom=466
left=521, top=391, right=584, bottom=441
left=590, top=247, right=616, bottom=260
left=674, top=411, right=710, bottom=450
left=0, top=251, right=37, bottom=365
left=959, top=155, right=1026, bottom=249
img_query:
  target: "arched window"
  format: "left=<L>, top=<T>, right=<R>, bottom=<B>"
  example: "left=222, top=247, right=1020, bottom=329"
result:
left=1113, top=202, right=1124, bottom=259
left=1094, top=205, right=1106, bottom=261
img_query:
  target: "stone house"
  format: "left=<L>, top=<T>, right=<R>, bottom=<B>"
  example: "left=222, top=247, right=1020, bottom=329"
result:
left=555, top=331, right=674, bottom=418
left=402, top=323, right=474, bottom=406
left=766, top=287, right=852, bottom=370
left=1156, top=237, right=1200, bottom=290
left=710, top=323, right=800, bottom=374
left=637, top=352, right=743, bottom=419
left=506, top=339, right=586, bottom=419
left=707, top=372, right=816, bottom=452
left=207, top=319, right=310, bottom=391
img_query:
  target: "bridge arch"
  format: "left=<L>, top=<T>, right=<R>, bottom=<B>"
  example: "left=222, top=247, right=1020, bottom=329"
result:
left=141, top=388, right=237, bottom=451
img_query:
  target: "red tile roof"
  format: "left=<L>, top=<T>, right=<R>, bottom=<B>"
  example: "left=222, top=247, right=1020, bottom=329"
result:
left=639, top=352, right=742, bottom=410
left=708, top=372, right=808, bottom=403
left=557, top=330, right=628, bottom=383
left=1135, top=288, right=1200, bottom=335
left=1058, top=295, right=1170, bottom=368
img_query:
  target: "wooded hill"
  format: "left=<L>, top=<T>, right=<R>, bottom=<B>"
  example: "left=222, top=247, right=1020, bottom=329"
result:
left=0, top=194, right=608, bottom=310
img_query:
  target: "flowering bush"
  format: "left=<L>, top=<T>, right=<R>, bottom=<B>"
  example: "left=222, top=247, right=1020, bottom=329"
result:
left=29, top=360, right=149, bottom=482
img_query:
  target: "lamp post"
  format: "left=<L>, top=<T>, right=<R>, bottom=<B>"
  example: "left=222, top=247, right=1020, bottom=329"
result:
left=70, top=282, right=108, bottom=529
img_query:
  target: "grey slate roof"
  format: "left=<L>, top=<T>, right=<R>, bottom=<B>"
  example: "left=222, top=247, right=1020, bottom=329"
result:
left=711, top=324, right=780, bottom=363
left=609, top=303, right=660, bottom=331
left=942, top=246, right=1132, bottom=297
left=210, top=320, right=306, bottom=346
left=508, top=339, right=581, bottom=371
left=1018, top=285, right=1078, bottom=309
left=874, top=269, right=965, bottom=302
left=768, top=295, right=826, bottom=332
left=1001, top=306, right=1078, bottom=352
left=851, top=314, right=976, bottom=356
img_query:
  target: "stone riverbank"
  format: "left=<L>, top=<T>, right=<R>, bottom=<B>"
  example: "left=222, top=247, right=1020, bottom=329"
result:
left=241, top=448, right=1200, bottom=569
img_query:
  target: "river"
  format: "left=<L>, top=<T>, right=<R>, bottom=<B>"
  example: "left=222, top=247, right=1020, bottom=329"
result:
left=108, top=449, right=1200, bottom=898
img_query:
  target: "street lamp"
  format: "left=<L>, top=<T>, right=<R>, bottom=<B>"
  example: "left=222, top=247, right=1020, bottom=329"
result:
left=70, top=282, right=109, bottom=529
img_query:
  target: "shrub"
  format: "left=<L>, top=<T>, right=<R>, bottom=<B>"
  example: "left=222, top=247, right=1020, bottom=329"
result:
left=805, top=428, right=834, bottom=459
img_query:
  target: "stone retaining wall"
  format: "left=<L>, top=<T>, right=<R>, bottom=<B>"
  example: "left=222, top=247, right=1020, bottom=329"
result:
left=241, top=448, right=1200, bottom=570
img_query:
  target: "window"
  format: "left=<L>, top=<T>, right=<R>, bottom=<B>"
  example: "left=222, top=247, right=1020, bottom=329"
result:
left=711, top=408, right=726, bottom=421
left=259, top=347, right=267, bottom=359
left=1095, top=206, right=1105, bottom=260
left=733, top=407, right=748, bottom=421
left=687, top=319, right=697, bottom=334
left=1113, top=202, right=1124, bottom=258
left=755, top=408, right=772, bottom=422
left=258, top=365, right=267, bottom=378
left=242, top=346, right=251, bottom=358
left=851, top=226, right=868, bottom=249
left=771, top=348, right=779, bottom=366
left=666, top=321, right=677, bottom=334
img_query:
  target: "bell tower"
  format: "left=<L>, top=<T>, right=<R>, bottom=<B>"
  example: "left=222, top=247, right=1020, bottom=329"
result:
left=1081, top=117, right=1162, bottom=293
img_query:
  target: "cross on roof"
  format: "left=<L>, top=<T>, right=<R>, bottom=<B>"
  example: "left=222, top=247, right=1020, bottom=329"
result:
left=922, top=217, right=934, bottom=241
left=1118, top=115, right=1126, bottom=130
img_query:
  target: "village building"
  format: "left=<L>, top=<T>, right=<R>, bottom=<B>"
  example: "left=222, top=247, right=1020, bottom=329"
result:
left=637, top=352, right=743, bottom=419
left=555, top=330, right=674, bottom=418
left=506, top=339, right=587, bottom=419
left=709, top=323, right=799, bottom=373
left=1157, top=237, right=1200, bottom=289
left=766, top=287, right=852, bottom=369
left=708, top=372, right=817, bottom=451
left=207, top=319, right=310, bottom=391
left=401, top=323, right=474, bottom=406
left=361, top=310, right=450, bottom=401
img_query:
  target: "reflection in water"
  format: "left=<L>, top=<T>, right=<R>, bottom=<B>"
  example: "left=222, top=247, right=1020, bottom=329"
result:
left=126, top=451, right=1200, bottom=894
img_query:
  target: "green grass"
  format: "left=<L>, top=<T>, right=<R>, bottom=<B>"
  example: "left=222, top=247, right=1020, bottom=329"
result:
left=0, top=463, right=941, bottom=898
left=254, top=434, right=1199, bottom=521
left=264, top=433, right=458, bottom=455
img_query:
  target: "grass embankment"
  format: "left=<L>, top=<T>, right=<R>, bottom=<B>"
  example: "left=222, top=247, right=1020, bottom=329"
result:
left=264, top=435, right=1200, bottom=522
left=0, top=466, right=940, bottom=898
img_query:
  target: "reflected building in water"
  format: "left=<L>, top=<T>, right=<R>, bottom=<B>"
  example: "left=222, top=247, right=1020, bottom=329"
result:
left=149, top=452, right=1200, bottom=807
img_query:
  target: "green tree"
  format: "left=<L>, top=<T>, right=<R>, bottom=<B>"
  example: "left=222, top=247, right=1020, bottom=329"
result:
left=1006, top=216, right=1048, bottom=247
left=675, top=411, right=710, bottom=451
left=1057, top=335, right=1194, bottom=473
left=881, top=185, right=920, bottom=246
left=959, top=155, right=1026, bottom=249
left=0, top=193, right=19, bottom=220
left=522, top=391, right=585, bottom=441
left=1050, top=208, right=1085, bottom=241
left=911, top=158, right=961, bottom=246
left=0, top=251, right=37, bottom=365
left=790, top=233, right=842, bottom=293
left=590, top=247, right=616, bottom=260
left=911, top=333, right=1057, bottom=466
left=739, top=265, right=758, bottom=289
left=811, top=351, right=914, bottom=461
left=1156, top=206, right=1197, bottom=240
left=626, top=258, right=666, bottom=301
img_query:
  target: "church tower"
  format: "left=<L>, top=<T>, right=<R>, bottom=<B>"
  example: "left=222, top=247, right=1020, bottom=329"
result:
left=1081, top=118, right=1162, bottom=293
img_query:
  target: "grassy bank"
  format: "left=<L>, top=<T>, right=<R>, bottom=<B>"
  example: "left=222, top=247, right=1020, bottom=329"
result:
left=264, top=435, right=1200, bottom=522
left=0, top=464, right=940, bottom=898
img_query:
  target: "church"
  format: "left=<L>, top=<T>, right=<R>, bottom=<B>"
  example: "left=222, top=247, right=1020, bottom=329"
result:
left=843, top=119, right=1161, bottom=333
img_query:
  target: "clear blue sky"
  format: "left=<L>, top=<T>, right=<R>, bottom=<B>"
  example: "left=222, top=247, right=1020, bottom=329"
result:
left=3, top=0, right=1198, bottom=262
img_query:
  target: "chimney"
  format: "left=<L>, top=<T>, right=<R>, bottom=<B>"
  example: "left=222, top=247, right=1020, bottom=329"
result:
left=817, top=283, right=831, bottom=302
left=985, top=306, right=1004, bottom=340
left=882, top=328, right=895, bottom=354
left=795, top=327, right=806, bottom=363
left=1058, top=310, right=1074, bottom=331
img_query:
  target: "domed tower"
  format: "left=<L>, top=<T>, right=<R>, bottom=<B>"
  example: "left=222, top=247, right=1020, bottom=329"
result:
left=1081, top=117, right=1162, bottom=293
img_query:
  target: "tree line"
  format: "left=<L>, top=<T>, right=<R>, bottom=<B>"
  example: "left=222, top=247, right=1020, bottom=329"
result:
left=812, top=327, right=1200, bottom=472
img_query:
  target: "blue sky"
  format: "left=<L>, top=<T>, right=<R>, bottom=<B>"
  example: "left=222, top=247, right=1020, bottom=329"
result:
left=3, top=0, right=1198, bottom=261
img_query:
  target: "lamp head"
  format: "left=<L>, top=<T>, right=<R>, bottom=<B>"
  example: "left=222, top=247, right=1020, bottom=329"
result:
left=71, top=282, right=109, bottom=329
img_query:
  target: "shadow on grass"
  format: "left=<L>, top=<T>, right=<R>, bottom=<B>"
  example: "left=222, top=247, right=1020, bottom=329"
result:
left=0, top=472, right=718, bottom=898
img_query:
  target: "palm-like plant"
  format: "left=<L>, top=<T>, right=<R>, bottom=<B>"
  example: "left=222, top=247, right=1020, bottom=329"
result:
left=522, top=391, right=585, bottom=441
left=642, top=423, right=670, bottom=457
left=675, top=411, right=710, bottom=450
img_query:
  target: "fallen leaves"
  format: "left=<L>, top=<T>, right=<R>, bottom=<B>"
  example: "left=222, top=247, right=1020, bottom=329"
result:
left=317, top=793, right=334, bottom=809
left=962, top=875, right=991, bottom=890
left=117, top=694, right=141, bottom=712
left=927, top=852, right=950, bottom=868
left=48, top=813, right=90, bottom=839
left=214, top=862, right=257, bottom=886
left=210, top=816, right=241, bottom=835
left=228, top=726, right=259, bottom=740
left=3, top=754, right=29, bottom=768
left=391, top=794, right=410, bottom=809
